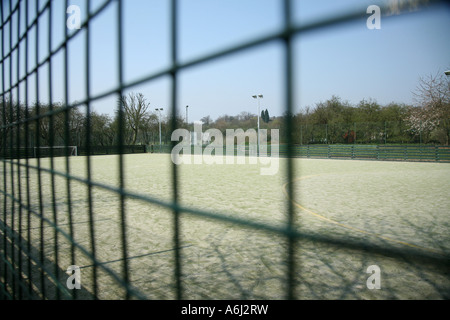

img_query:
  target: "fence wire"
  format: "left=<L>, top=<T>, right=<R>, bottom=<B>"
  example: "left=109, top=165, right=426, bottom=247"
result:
left=1, top=0, right=449, bottom=300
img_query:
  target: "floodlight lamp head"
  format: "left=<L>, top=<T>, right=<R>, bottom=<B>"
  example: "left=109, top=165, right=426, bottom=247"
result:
left=258, top=94, right=263, bottom=98
left=445, top=70, right=450, bottom=76
left=252, top=95, right=257, bottom=99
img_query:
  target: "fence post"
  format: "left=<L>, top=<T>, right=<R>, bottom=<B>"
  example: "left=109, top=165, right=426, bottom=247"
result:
left=300, top=125, right=303, bottom=145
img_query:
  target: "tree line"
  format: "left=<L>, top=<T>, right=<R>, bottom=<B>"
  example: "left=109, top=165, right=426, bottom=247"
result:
left=0, top=93, right=186, bottom=151
left=199, top=72, right=449, bottom=145
left=1, top=72, right=449, bottom=152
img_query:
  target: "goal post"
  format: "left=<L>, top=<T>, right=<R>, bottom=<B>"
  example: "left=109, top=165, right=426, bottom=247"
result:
left=33, top=146, right=78, bottom=158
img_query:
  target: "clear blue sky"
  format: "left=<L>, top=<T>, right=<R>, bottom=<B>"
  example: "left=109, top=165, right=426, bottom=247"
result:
left=3, top=0, right=450, bottom=122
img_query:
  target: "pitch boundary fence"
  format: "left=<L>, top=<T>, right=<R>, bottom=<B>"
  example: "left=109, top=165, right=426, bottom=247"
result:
left=156, top=144, right=450, bottom=163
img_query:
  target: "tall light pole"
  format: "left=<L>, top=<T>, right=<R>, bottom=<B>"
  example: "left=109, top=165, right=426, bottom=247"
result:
left=252, top=94, right=263, bottom=156
left=186, top=105, right=189, bottom=125
left=155, top=108, right=163, bottom=152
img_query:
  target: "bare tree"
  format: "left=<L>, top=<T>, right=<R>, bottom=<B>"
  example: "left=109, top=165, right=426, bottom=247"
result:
left=120, top=92, right=151, bottom=145
left=139, top=112, right=158, bottom=145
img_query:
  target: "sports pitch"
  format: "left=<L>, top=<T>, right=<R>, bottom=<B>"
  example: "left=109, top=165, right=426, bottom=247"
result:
left=2, top=154, right=450, bottom=299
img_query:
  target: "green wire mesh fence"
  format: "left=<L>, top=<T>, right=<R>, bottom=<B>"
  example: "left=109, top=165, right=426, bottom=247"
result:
left=1, top=0, right=449, bottom=300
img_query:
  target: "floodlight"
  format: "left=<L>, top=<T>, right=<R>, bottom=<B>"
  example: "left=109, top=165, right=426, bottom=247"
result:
left=445, top=70, right=450, bottom=76
left=252, top=94, right=264, bottom=156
